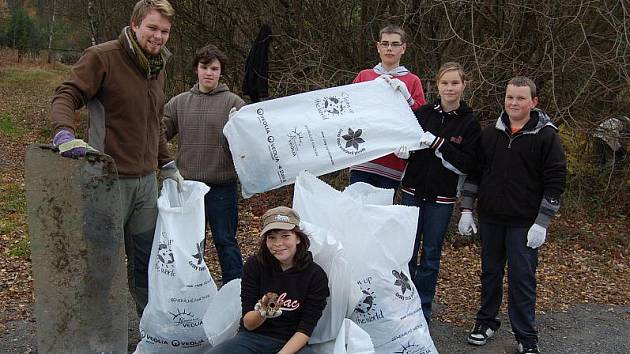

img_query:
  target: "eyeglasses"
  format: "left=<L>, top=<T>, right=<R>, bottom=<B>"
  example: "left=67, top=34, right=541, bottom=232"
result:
left=378, top=41, right=404, bottom=48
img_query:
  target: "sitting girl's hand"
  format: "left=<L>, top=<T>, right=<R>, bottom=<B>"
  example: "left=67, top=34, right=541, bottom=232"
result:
left=255, top=292, right=283, bottom=318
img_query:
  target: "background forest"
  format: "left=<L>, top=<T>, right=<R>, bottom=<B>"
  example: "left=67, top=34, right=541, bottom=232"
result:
left=0, top=2, right=628, bottom=351
left=1, top=0, right=628, bottom=213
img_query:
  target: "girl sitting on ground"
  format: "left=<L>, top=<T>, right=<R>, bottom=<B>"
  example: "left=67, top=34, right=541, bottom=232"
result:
left=208, top=206, right=329, bottom=354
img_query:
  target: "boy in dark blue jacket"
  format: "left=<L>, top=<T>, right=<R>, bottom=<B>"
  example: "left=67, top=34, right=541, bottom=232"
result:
left=458, top=77, right=567, bottom=354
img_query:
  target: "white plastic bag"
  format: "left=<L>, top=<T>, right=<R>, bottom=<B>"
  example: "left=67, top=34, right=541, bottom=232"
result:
left=202, top=279, right=242, bottom=346
left=293, top=172, right=438, bottom=354
left=134, top=180, right=216, bottom=354
left=301, top=221, right=362, bottom=344
left=342, top=182, right=395, bottom=206
left=311, top=319, right=375, bottom=354
left=223, top=79, right=424, bottom=197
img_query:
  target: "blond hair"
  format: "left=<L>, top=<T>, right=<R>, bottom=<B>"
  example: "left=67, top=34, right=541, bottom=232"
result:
left=130, top=0, right=175, bottom=26
left=437, top=62, right=468, bottom=83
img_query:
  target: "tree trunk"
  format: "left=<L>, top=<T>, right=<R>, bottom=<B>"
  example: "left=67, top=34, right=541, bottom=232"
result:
left=87, top=0, right=97, bottom=46
left=47, top=0, right=56, bottom=63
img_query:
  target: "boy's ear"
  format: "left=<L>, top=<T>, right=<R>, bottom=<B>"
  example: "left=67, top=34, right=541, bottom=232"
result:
left=532, top=96, right=539, bottom=108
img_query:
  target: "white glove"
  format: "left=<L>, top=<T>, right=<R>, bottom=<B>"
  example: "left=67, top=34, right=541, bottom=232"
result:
left=160, top=161, right=185, bottom=192
left=380, top=75, right=412, bottom=105
left=254, top=301, right=283, bottom=319
left=394, top=145, right=410, bottom=159
left=526, top=224, right=547, bottom=249
left=458, top=211, right=477, bottom=235
left=419, top=131, right=437, bottom=147
left=228, top=107, right=238, bottom=120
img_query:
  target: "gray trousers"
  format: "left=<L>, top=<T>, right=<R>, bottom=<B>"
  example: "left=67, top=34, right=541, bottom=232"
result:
left=118, top=173, right=158, bottom=317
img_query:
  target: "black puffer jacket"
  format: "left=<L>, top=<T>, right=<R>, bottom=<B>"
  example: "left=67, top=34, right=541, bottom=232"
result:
left=402, top=101, right=481, bottom=200
left=475, top=109, right=567, bottom=226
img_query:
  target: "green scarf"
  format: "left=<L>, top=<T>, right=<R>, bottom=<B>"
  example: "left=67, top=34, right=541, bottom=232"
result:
left=126, top=27, right=165, bottom=79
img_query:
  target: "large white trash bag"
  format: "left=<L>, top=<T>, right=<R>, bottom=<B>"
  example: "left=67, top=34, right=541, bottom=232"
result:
left=203, top=279, right=242, bottom=347
left=301, top=221, right=362, bottom=344
left=311, top=319, right=375, bottom=354
left=293, top=172, right=438, bottom=354
left=342, top=182, right=395, bottom=206
left=134, top=180, right=217, bottom=354
left=223, top=79, right=424, bottom=197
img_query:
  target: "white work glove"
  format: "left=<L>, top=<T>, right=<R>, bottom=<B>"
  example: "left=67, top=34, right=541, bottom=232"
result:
left=458, top=210, right=477, bottom=235
left=254, top=301, right=283, bottom=319
left=380, top=75, right=413, bottom=106
left=394, top=145, right=410, bottom=159
left=419, top=131, right=438, bottom=147
left=228, top=107, right=238, bottom=120
left=160, top=161, right=184, bottom=192
left=526, top=224, right=547, bottom=249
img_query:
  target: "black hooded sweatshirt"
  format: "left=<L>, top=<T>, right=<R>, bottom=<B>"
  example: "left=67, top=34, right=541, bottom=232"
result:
left=401, top=100, right=481, bottom=201
left=239, top=253, right=329, bottom=342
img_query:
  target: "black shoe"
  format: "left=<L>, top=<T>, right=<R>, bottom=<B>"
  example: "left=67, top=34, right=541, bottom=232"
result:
left=517, top=342, right=540, bottom=353
left=467, top=323, right=496, bottom=346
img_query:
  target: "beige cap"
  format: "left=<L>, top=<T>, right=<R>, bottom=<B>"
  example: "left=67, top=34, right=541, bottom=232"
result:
left=260, top=206, right=300, bottom=237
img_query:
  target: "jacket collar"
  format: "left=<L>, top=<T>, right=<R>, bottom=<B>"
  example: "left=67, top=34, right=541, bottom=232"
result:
left=496, top=108, right=557, bottom=134
left=432, top=100, right=473, bottom=117
left=119, top=26, right=172, bottom=75
left=373, top=63, right=410, bottom=77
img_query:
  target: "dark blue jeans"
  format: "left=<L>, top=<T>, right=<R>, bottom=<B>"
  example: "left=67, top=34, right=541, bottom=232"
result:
left=476, top=222, right=538, bottom=346
left=208, top=331, right=315, bottom=354
left=204, top=182, right=243, bottom=284
left=349, top=170, right=400, bottom=190
left=401, top=192, right=454, bottom=322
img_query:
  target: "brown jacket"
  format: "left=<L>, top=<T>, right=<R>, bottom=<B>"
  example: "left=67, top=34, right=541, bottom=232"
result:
left=50, top=27, right=172, bottom=177
left=162, top=83, right=245, bottom=185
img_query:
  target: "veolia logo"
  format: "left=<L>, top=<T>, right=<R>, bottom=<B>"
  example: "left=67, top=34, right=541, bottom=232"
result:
left=170, top=308, right=203, bottom=328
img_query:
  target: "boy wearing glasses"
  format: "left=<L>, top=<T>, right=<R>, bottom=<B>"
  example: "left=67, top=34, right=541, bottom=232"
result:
left=349, top=25, right=426, bottom=190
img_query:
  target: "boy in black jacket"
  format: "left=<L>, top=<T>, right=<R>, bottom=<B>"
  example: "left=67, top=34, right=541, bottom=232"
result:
left=458, top=77, right=567, bottom=354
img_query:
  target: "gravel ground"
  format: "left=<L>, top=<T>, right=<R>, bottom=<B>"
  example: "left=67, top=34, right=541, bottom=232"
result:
left=430, top=303, right=630, bottom=353
left=1, top=302, right=628, bottom=353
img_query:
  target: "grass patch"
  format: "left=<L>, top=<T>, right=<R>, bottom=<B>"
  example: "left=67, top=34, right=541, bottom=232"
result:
left=0, top=112, right=24, bottom=137
left=0, top=67, right=60, bottom=87
left=0, top=182, right=26, bottom=227
left=6, top=236, right=30, bottom=258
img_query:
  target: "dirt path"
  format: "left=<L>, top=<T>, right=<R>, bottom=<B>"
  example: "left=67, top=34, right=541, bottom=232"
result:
left=2, top=303, right=628, bottom=353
